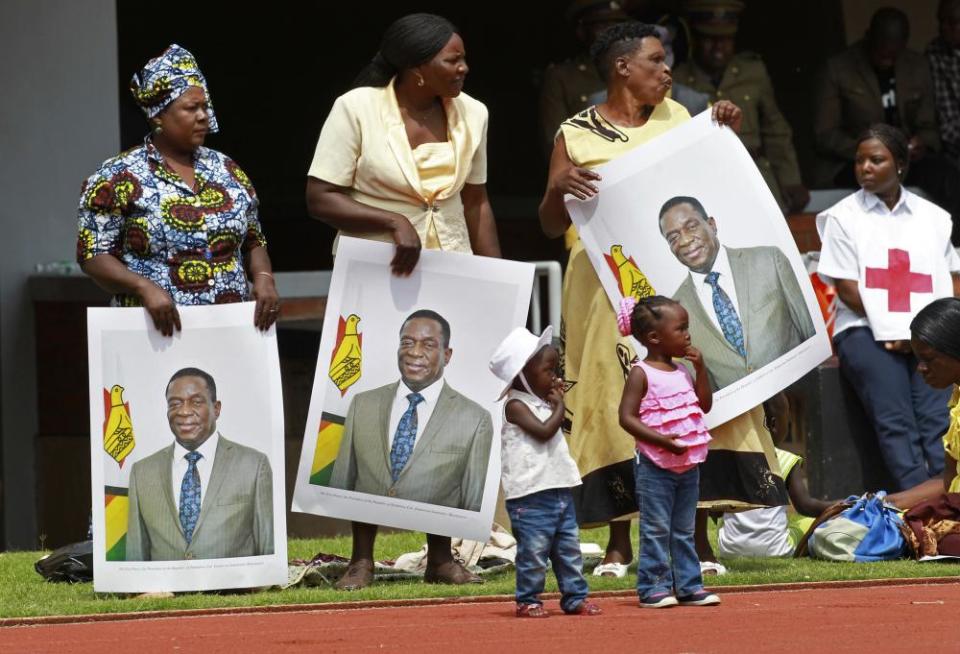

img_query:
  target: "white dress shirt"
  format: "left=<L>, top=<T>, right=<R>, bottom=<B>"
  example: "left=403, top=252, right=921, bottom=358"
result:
left=689, top=246, right=742, bottom=333
left=386, top=377, right=444, bottom=450
left=171, top=431, right=220, bottom=512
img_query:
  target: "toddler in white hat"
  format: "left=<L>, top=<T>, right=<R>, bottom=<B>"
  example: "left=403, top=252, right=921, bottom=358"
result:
left=489, top=326, right=601, bottom=618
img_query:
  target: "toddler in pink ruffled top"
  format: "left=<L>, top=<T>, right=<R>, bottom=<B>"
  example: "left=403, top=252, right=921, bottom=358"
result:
left=617, top=296, right=712, bottom=470
left=617, top=295, right=720, bottom=609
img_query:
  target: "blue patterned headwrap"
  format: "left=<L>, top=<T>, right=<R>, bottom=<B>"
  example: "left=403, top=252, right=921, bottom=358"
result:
left=129, top=44, right=219, bottom=133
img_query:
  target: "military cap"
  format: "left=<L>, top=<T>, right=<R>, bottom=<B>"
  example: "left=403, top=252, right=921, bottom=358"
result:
left=683, top=0, right=745, bottom=36
left=565, top=0, right=630, bottom=24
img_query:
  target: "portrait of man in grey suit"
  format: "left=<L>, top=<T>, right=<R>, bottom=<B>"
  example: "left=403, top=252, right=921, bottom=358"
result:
left=329, top=309, right=493, bottom=590
left=659, top=196, right=816, bottom=391
left=126, top=367, right=274, bottom=561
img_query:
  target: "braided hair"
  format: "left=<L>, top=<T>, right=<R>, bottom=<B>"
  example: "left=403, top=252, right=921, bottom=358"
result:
left=617, top=295, right=680, bottom=342
left=856, top=123, right=910, bottom=181
left=353, top=13, right=457, bottom=88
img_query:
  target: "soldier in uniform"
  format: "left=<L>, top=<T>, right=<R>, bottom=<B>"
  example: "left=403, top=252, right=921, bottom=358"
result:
left=539, top=0, right=631, bottom=159
left=673, top=0, right=810, bottom=215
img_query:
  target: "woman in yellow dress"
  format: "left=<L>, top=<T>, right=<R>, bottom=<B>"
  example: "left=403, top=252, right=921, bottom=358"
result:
left=539, top=22, right=787, bottom=576
left=305, top=13, right=500, bottom=590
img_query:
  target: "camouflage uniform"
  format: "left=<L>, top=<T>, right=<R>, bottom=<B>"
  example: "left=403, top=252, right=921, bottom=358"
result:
left=673, top=52, right=804, bottom=212
left=539, top=53, right=608, bottom=158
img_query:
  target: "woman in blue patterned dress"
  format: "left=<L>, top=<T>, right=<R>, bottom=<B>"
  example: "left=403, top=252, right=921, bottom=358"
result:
left=77, top=44, right=279, bottom=335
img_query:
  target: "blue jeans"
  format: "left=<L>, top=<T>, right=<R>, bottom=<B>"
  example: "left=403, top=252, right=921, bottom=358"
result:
left=634, top=453, right=703, bottom=600
left=835, top=327, right=950, bottom=490
left=506, top=487, right=589, bottom=612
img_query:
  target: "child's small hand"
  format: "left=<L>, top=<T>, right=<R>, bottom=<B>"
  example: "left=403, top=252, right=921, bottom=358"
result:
left=684, top=346, right=706, bottom=370
left=662, top=434, right=689, bottom=455
left=546, top=386, right=564, bottom=409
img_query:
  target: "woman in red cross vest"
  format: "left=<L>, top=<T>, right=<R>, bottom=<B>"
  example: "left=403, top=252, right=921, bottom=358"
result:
left=816, top=123, right=960, bottom=490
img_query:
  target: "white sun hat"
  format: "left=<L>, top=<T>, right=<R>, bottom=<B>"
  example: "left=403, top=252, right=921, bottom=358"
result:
left=488, top=325, right=554, bottom=400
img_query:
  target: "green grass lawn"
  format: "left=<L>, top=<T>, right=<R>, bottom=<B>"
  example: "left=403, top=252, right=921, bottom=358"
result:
left=5, top=525, right=960, bottom=619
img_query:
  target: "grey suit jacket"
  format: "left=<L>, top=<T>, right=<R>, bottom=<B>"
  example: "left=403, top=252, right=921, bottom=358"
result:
left=329, top=381, right=493, bottom=512
left=126, top=435, right=274, bottom=561
left=673, top=246, right=816, bottom=391
left=813, top=41, right=940, bottom=186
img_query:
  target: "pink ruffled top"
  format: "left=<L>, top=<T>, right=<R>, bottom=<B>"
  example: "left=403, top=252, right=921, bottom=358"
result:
left=634, top=359, right=712, bottom=472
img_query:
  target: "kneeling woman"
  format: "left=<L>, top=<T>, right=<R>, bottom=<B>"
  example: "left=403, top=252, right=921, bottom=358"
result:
left=911, top=298, right=960, bottom=493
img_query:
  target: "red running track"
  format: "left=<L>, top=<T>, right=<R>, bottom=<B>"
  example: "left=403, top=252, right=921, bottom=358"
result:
left=2, top=582, right=958, bottom=653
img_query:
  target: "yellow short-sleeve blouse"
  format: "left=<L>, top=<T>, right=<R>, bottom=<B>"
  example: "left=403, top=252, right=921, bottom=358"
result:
left=308, top=79, right=488, bottom=254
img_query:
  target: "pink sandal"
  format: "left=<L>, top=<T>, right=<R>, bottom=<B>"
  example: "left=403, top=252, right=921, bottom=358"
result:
left=516, top=603, right=550, bottom=618
left=567, top=601, right=602, bottom=615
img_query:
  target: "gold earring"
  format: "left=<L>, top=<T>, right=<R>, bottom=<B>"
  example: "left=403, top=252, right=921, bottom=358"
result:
left=152, top=122, right=163, bottom=135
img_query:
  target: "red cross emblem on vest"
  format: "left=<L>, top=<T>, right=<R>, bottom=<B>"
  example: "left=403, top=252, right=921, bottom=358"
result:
left=864, top=248, right=932, bottom=312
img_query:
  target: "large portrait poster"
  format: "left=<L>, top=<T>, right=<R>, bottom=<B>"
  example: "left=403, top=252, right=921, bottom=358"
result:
left=292, top=237, right=535, bottom=542
left=566, top=112, right=831, bottom=426
left=88, top=303, right=287, bottom=592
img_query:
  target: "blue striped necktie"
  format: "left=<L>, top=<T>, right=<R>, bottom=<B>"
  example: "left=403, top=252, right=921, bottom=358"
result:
left=390, top=392, right=424, bottom=481
left=705, top=271, right=746, bottom=357
left=179, top=451, right=202, bottom=544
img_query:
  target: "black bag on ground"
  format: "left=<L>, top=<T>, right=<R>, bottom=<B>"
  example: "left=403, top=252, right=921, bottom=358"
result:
left=35, top=540, right=93, bottom=583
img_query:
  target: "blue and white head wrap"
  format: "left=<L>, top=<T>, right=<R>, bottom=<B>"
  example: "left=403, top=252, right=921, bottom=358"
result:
left=130, top=44, right=219, bottom=133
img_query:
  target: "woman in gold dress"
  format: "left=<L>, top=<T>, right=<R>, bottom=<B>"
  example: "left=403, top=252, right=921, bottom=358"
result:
left=539, top=22, right=787, bottom=576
